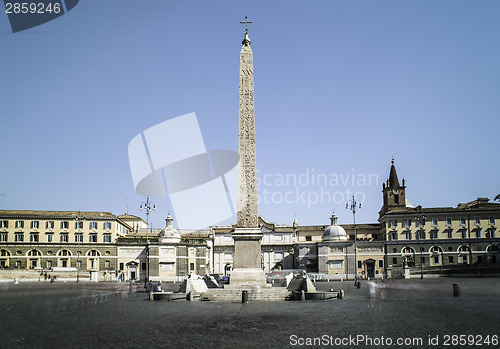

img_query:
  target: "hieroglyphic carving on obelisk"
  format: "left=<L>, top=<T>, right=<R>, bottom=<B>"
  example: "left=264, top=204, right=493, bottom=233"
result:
left=237, top=17, right=259, bottom=228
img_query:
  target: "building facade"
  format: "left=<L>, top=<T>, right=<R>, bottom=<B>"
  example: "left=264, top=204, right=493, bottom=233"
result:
left=1, top=161, right=499, bottom=282
left=379, top=160, right=500, bottom=278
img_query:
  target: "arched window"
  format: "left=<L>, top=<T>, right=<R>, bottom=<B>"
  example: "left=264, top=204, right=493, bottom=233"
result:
left=429, top=246, right=443, bottom=265
left=0, top=250, right=10, bottom=268
left=458, top=245, right=470, bottom=264
left=87, top=249, right=101, bottom=257
left=57, top=249, right=72, bottom=257
left=402, top=247, right=415, bottom=267
left=27, top=250, right=41, bottom=269
left=27, top=249, right=42, bottom=256
left=402, top=246, right=415, bottom=255
left=430, top=246, right=442, bottom=254
left=458, top=245, right=470, bottom=253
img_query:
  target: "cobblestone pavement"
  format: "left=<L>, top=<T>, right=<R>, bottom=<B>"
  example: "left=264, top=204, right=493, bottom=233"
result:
left=0, top=278, right=499, bottom=349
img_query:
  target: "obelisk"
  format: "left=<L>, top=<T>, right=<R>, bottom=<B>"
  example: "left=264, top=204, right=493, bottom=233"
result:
left=229, top=17, right=267, bottom=287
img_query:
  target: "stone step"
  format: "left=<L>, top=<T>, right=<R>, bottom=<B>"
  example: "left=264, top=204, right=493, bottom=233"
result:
left=200, top=288, right=291, bottom=302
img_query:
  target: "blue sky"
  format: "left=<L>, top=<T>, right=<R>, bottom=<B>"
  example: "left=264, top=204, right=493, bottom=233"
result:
left=1, top=0, right=499, bottom=229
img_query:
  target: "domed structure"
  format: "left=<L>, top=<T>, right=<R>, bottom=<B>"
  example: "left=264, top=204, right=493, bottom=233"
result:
left=158, top=214, right=181, bottom=243
left=322, top=212, right=348, bottom=242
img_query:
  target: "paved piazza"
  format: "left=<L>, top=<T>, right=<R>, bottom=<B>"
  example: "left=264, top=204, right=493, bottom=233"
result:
left=1, top=278, right=499, bottom=348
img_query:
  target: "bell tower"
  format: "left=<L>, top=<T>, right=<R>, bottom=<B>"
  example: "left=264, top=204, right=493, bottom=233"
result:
left=381, top=158, right=406, bottom=215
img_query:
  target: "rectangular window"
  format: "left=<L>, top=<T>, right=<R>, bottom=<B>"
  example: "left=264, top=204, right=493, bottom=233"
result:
left=15, top=220, right=24, bottom=229
left=75, top=234, right=83, bottom=243
left=357, top=261, right=362, bottom=269
left=190, top=262, right=195, bottom=271
left=46, top=221, right=54, bottom=229
left=404, top=231, right=412, bottom=240
left=103, top=234, right=111, bottom=243
left=30, top=221, right=39, bottom=229
left=89, top=222, right=98, bottom=230
left=446, top=217, right=452, bottom=226
left=430, top=231, right=438, bottom=239
left=119, top=263, right=124, bottom=271
left=89, top=234, right=97, bottom=243
left=447, top=230, right=453, bottom=239
left=462, top=255, right=468, bottom=264
left=392, top=257, right=398, bottom=265
left=474, top=217, right=480, bottom=226
left=461, top=229, right=468, bottom=239
left=30, top=233, right=39, bottom=242
left=378, top=260, right=383, bottom=268
left=60, top=221, right=69, bottom=229
left=403, top=219, right=411, bottom=228
left=448, top=256, right=454, bottom=264
left=433, top=256, right=439, bottom=264
left=0, top=232, right=7, bottom=242
left=60, top=233, right=69, bottom=242
left=46, top=261, right=52, bottom=269
left=105, top=260, right=110, bottom=268
left=103, top=222, right=112, bottom=230
left=0, top=220, right=8, bottom=228
left=15, top=232, right=24, bottom=242
left=75, top=221, right=84, bottom=230
left=432, top=218, right=438, bottom=227
left=390, top=232, right=398, bottom=240
left=460, top=217, right=466, bottom=226
left=491, top=229, right=496, bottom=238
left=389, top=220, right=397, bottom=228
left=475, top=229, right=481, bottom=238
left=417, top=231, right=425, bottom=240
left=141, top=263, right=146, bottom=271
left=61, top=259, right=68, bottom=268
left=305, top=236, right=312, bottom=242
left=46, top=233, right=53, bottom=242
left=76, top=260, right=82, bottom=268
left=489, top=217, right=495, bottom=225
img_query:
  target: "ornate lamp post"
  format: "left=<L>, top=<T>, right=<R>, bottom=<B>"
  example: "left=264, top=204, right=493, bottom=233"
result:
left=140, top=197, right=155, bottom=286
left=415, top=213, right=426, bottom=279
left=346, top=195, right=361, bottom=286
left=73, top=215, right=84, bottom=283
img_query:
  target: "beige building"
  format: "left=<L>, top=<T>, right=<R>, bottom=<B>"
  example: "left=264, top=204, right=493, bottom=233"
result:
left=0, top=210, right=131, bottom=281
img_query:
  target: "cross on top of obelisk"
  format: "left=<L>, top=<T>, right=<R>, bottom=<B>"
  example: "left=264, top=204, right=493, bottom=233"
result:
left=240, top=16, right=252, bottom=31
left=240, top=16, right=252, bottom=46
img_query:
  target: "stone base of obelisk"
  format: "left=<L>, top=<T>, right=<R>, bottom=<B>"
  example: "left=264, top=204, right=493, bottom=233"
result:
left=226, top=227, right=269, bottom=288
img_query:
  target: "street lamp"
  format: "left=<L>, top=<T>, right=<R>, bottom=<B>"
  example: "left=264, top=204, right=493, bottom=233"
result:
left=73, top=215, right=85, bottom=283
left=415, top=214, right=426, bottom=280
left=140, top=197, right=155, bottom=287
left=346, top=196, right=361, bottom=286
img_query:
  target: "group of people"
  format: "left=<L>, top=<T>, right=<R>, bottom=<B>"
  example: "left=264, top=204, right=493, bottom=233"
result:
left=41, top=272, right=56, bottom=283
left=147, top=280, right=162, bottom=292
